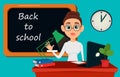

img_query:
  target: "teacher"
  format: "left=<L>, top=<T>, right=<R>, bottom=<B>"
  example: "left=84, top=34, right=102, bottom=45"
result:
left=46, top=11, right=84, bottom=61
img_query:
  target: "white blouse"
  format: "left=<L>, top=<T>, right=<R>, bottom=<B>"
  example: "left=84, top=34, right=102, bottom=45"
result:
left=52, top=41, right=84, bottom=61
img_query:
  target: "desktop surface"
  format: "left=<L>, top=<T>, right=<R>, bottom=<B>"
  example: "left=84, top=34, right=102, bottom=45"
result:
left=32, top=61, right=118, bottom=77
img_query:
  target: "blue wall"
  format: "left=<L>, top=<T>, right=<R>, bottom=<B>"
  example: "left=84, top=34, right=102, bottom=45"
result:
left=0, top=0, right=120, bottom=77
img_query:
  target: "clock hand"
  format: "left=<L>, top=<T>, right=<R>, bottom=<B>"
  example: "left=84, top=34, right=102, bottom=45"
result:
left=101, top=14, right=107, bottom=22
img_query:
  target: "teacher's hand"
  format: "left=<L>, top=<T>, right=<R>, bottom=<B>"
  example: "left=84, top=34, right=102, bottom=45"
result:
left=45, top=41, right=54, bottom=50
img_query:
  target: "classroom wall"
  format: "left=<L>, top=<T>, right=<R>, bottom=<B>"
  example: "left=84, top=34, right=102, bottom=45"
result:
left=0, top=0, right=120, bottom=77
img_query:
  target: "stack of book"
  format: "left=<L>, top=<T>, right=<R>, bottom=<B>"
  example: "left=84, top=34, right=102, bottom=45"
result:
left=33, top=59, right=55, bottom=67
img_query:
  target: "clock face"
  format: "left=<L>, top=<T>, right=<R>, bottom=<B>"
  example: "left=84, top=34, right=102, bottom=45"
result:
left=91, top=10, right=112, bottom=31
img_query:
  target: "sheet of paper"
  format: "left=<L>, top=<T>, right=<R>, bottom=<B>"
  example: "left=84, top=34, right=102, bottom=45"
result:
left=71, top=61, right=86, bottom=64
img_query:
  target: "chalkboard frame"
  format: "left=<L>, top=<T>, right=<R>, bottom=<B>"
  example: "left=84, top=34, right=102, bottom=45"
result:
left=4, top=4, right=77, bottom=56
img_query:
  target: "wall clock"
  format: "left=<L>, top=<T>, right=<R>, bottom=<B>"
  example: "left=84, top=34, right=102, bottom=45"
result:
left=91, top=10, right=112, bottom=32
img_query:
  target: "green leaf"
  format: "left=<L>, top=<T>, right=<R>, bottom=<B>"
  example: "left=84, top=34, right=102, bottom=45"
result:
left=106, top=50, right=114, bottom=56
left=104, top=44, right=110, bottom=51
left=99, top=48, right=105, bottom=54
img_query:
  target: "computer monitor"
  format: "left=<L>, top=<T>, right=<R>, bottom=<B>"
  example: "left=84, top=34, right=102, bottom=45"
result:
left=86, top=41, right=107, bottom=67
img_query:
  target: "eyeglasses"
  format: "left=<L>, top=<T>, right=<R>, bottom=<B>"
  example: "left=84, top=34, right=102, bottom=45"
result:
left=64, top=24, right=82, bottom=31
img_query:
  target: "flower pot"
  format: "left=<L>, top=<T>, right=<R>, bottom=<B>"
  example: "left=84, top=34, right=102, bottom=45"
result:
left=101, top=60, right=109, bottom=67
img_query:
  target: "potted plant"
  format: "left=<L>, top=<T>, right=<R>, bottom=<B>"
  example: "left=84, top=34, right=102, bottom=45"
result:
left=99, top=44, right=114, bottom=67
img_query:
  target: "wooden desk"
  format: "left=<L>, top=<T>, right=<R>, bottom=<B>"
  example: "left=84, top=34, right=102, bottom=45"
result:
left=32, top=62, right=118, bottom=77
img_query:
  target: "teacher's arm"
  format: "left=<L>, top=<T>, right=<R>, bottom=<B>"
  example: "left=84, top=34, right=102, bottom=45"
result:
left=46, top=42, right=66, bottom=58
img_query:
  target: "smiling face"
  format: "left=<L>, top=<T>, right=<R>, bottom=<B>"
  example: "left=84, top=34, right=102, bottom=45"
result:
left=61, top=18, right=84, bottom=40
